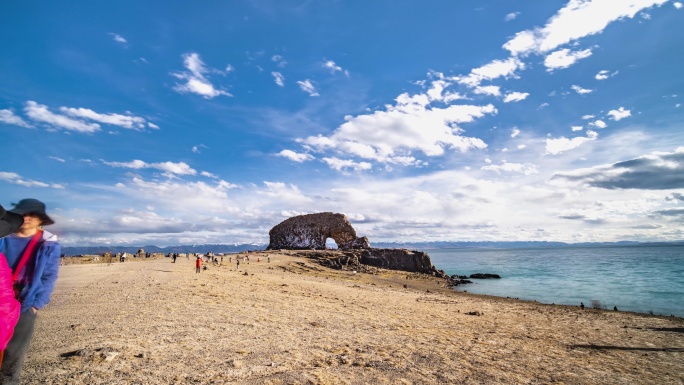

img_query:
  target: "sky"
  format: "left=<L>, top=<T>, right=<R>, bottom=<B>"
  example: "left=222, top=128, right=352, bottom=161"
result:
left=1, top=0, right=684, bottom=247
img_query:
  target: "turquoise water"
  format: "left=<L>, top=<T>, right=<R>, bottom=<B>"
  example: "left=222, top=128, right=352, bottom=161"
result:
left=424, top=245, right=684, bottom=317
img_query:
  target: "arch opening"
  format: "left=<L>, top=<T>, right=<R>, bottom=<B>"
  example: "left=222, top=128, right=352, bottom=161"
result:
left=325, top=237, right=338, bottom=250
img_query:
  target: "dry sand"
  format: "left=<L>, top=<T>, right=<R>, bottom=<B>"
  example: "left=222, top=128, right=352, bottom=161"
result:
left=19, top=251, right=684, bottom=384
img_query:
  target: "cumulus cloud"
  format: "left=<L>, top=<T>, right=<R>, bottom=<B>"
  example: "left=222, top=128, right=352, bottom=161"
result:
left=24, top=101, right=100, bottom=133
left=545, top=130, right=598, bottom=155
left=675, top=2, right=683, bottom=9
left=552, top=147, right=684, bottom=190
left=503, top=92, right=529, bottom=103
left=172, top=52, right=231, bottom=99
left=192, top=144, right=207, bottom=153
left=571, top=85, right=593, bottom=94
left=589, top=120, right=607, bottom=129
left=322, top=157, right=372, bottom=172
left=544, top=48, right=592, bottom=70
left=276, top=150, right=314, bottom=162
left=571, top=126, right=583, bottom=131
left=272, top=55, right=287, bottom=68
left=473, top=86, right=501, bottom=96
left=481, top=161, right=539, bottom=175
left=300, top=93, right=495, bottom=166
left=457, top=57, right=524, bottom=87
left=60, top=107, right=147, bottom=130
left=505, top=12, right=520, bottom=21
left=503, top=0, right=667, bottom=56
left=0, top=171, right=64, bottom=188
left=297, top=80, right=319, bottom=96
left=110, top=33, right=127, bottom=44
left=0, top=109, right=32, bottom=128
left=272, top=72, right=285, bottom=87
left=103, top=159, right=197, bottom=177
left=607, top=107, right=631, bottom=121
left=595, top=69, right=618, bottom=80
left=323, top=60, right=348, bottom=76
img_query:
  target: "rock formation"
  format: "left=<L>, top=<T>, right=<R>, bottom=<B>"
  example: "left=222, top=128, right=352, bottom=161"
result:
left=267, top=212, right=454, bottom=283
left=267, top=212, right=370, bottom=250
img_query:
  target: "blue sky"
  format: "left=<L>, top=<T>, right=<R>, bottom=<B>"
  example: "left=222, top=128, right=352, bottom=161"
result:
left=2, top=0, right=683, bottom=247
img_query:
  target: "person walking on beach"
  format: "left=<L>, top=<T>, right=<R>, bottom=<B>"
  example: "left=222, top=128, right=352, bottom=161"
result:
left=0, top=199, right=61, bottom=385
left=0, top=204, right=24, bottom=367
left=195, top=256, right=201, bottom=274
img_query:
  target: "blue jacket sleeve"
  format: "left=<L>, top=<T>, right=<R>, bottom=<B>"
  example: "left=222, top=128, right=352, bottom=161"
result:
left=33, top=242, right=60, bottom=310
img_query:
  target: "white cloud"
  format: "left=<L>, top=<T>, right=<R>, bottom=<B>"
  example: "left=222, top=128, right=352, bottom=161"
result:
left=582, top=114, right=595, bottom=120
left=511, top=128, right=521, bottom=138
left=49, top=156, right=65, bottom=163
left=225, top=64, right=235, bottom=73
left=297, top=80, right=319, bottom=96
left=272, top=55, right=287, bottom=68
left=103, top=159, right=197, bottom=176
left=272, top=71, right=285, bottom=87
left=595, top=69, right=619, bottom=80
left=110, top=33, right=127, bottom=44
left=192, top=144, right=207, bottom=153
left=675, top=2, right=683, bottom=9
left=457, top=57, right=524, bottom=87
left=473, top=85, right=501, bottom=96
left=0, top=109, right=32, bottom=128
left=505, top=12, right=520, bottom=21
left=322, top=157, right=372, bottom=172
left=60, top=107, right=147, bottom=130
left=148, top=122, right=159, bottom=129
left=200, top=171, right=218, bottom=178
left=544, top=48, right=592, bottom=70
left=607, top=107, right=631, bottom=121
left=172, top=52, right=231, bottom=99
left=24, top=101, right=100, bottom=133
left=323, top=60, right=348, bottom=76
left=571, top=85, right=593, bottom=94
left=276, top=150, right=314, bottom=162
left=571, top=126, right=584, bottom=131
left=301, top=95, right=495, bottom=165
left=0, top=171, right=63, bottom=188
left=503, top=0, right=667, bottom=56
left=503, top=91, right=529, bottom=103
left=589, top=120, right=607, bottom=129
left=545, top=130, right=598, bottom=155
left=481, top=161, right=539, bottom=175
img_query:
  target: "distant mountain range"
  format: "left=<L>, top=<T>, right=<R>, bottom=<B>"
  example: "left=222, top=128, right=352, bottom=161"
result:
left=61, top=240, right=684, bottom=256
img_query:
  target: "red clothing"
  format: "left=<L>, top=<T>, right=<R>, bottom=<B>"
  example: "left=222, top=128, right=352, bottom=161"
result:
left=195, top=258, right=201, bottom=268
left=0, top=252, right=21, bottom=350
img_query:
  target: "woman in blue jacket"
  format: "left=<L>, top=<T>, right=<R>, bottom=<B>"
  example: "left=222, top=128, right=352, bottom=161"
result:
left=0, top=199, right=60, bottom=385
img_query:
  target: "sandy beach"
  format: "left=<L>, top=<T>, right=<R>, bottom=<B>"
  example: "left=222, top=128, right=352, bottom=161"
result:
left=19, top=252, right=684, bottom=384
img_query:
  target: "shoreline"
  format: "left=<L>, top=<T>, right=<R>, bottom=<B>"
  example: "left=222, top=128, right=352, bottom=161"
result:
left=24, top=252, right=684, bottom=384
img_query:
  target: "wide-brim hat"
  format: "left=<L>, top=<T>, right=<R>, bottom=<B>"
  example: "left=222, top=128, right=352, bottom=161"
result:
left=0, top=204, right=24, bottom=237
left=9, top=198, right=55, bottom=226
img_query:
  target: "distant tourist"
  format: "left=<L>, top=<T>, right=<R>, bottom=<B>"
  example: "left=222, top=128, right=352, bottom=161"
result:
left=0, top=199, right=61, bottom=384
left=195, top=256, right=202, bottom=274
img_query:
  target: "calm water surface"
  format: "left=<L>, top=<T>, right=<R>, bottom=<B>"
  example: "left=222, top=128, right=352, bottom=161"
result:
left=424, top=245, right=684, bottom=317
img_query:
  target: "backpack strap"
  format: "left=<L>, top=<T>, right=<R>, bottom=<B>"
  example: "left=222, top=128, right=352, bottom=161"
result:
left=12, top=230, right=43, bottom=282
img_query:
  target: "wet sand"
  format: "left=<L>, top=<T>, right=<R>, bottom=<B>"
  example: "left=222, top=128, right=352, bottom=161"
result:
left=20, top=251, right=684, bottom=384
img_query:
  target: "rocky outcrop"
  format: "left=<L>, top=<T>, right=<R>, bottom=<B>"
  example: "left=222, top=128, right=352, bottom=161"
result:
left=359, top=248, right=444, bottom=277
left=267, top=212, right=370, bottom=251
left=267, top=212, right=455, bottom=282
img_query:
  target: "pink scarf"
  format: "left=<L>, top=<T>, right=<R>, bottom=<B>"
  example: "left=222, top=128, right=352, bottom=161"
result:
left=0, top=253, right=21, bottom=350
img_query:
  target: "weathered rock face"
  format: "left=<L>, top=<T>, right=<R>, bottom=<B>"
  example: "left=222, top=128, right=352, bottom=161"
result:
left=359, top=248, right=444, bottom=277
left=267, top=212, right=371, bottom=251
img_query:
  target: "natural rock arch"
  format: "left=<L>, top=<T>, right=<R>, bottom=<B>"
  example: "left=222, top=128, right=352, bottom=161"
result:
left=267, top=212, right=370, bottom=250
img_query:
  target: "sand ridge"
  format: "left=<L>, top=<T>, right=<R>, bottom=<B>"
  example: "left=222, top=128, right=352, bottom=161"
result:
left=20, top=252, right=684, bottom=384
